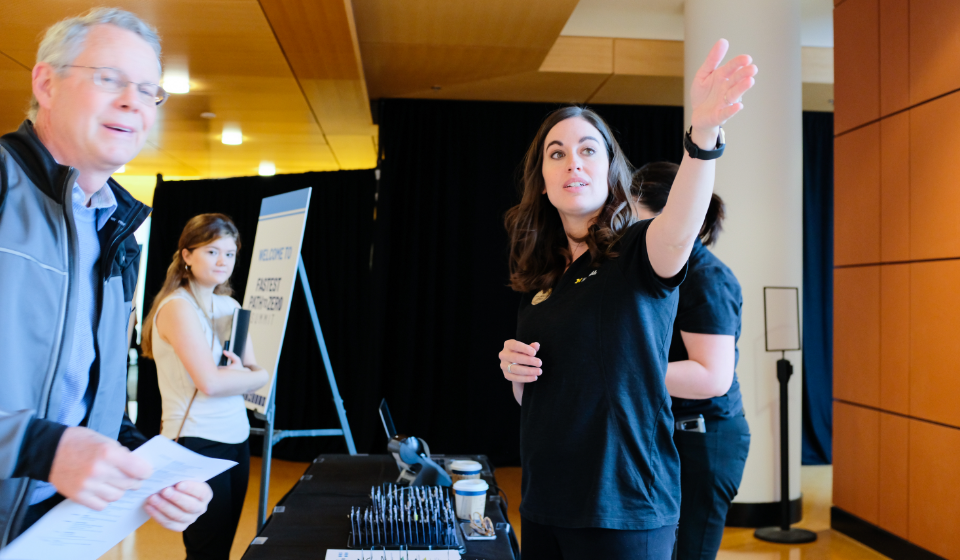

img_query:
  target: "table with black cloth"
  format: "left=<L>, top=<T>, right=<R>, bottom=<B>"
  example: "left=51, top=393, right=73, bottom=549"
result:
left=242, top=454, right=519, bottom=560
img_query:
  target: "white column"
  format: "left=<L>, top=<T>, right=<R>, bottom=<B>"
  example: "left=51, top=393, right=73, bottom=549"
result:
left=684, top=1, right=804, bottom=507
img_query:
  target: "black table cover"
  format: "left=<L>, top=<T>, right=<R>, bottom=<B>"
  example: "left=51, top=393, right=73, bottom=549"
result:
left=242, top=454, right=519, bottom=560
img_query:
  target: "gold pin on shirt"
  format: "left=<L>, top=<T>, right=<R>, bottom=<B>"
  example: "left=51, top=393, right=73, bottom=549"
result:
left=532, top=289, right=551, bottom=305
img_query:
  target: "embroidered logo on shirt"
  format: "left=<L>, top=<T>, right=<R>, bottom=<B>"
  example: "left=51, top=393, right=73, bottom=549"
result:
left=574, top=270, right=598, bottom=284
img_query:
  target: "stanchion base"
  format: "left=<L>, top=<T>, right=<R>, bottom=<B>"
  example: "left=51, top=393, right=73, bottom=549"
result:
left=754, top=527, right=818, bottom=544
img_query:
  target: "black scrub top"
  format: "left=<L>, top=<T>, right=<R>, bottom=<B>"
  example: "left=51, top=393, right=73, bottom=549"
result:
left=515, top=219, right=685, bottom=530
left=669, top=239, right=744, bottom=419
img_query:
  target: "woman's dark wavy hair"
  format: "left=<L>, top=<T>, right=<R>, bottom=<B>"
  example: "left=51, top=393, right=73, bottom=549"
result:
left=632, top=161, right=725, bottom=246
left=504, top=106, right=636, bottom=293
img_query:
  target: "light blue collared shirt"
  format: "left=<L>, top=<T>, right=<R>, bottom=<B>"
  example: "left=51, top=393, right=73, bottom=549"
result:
left=31, top=182, right=118, bottom=505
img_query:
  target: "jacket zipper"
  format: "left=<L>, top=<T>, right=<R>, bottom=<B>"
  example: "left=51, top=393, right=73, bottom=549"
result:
left=86, top=202, right=145, bottom=424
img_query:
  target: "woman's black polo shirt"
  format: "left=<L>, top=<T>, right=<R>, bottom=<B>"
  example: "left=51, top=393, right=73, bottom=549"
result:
left=668, top=239, right=744, bottom=419
left=515, top=219, right=685, bottom=530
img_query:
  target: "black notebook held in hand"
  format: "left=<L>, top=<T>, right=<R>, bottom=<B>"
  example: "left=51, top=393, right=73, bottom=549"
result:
left=218, top=308, right=251, bottom=366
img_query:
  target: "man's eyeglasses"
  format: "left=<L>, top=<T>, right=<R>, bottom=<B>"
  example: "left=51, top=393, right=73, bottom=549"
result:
left=65, top=66, right=169, bottom=107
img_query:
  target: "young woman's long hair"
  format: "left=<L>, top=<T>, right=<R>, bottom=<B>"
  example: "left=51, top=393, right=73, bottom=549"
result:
left=632, top=161, right=725, bottom=246
left=141, top=213, right=240, bottom=358
left=504, top=106, right=636, bottom=293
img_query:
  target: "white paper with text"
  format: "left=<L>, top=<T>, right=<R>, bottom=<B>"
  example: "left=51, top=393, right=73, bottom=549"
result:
left=0, top=436, right=235, bottom=560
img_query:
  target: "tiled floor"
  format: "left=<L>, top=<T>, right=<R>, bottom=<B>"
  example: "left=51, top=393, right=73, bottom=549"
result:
left=102, top=460, right=889, bottom=559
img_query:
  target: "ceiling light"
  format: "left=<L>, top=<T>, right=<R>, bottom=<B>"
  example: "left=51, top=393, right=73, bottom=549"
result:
left=200, top=112, right=216, bottom=119
left=259, top=161, right=276, bottom=176
left=162, top=69, right=190, bottom=94
left=115, top=165, right=125, bottom=173
left=222, top=124, right=242, bottom=145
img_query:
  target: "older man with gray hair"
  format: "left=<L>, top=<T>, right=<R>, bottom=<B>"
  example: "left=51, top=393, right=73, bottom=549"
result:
left=0, top=7, right=212, bottom=545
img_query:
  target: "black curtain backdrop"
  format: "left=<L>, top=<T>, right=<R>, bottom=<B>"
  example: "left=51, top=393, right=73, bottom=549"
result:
left=138, top=171, right=377, bottom=461
left=371, top=99, right=683, bottom=467
left=139, top=101, right=834, bottom=469
left=801, top=111, right=834, bottom=465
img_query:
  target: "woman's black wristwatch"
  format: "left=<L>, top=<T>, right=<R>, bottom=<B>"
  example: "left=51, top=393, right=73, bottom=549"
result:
left=683, top=126, right=725, bottom=160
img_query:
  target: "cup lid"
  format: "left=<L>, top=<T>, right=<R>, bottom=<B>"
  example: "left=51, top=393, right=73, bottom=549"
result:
left=450, top=460, right=482, bottom=473
left=453, top=479, right=488, bottom=493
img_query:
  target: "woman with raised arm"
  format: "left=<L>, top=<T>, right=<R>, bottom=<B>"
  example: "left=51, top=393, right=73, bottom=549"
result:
left=634, top=161, right=749, bottom=560
left=142, top=214, right=268, bottom=560
left=497, top=40, right=756, bottom=558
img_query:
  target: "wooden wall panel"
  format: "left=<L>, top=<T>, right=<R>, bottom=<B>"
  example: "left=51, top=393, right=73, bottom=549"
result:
left=910, top=261, right=960, bottom=427
left=834, top=0, right=879, bottom=133
left=879, top=412, right=909, bottom=539
left=909, top=420, right=960, bottom=558
left=833, top=402, right=880, bottom=524
left=879, top=0, right=910, bottom=115
left=910, top=94, right=960, bottom=260
left=881, top=264, right=910, bottom=414
left=835, top=123, right=881, bottom=266
left=834, top=266, right=881, bottom=407
left=910, top=0, right=960, bottom=105
left=880, top=112, right=909, bottom=262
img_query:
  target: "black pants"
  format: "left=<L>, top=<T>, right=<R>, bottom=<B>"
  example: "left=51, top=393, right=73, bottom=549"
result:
left=672, top=412, right=750, bottom=560
left=177, top=437, right=250, bottom=560
left=521, top=517, right=677, bottom=559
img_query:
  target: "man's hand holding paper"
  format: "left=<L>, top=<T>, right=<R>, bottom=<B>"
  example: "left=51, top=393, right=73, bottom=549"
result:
left=48, top=428, right=212, bottom=531
left=0, top=436, right=231, bottom=560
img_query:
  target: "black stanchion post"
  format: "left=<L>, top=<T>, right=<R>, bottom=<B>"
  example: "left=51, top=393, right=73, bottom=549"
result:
left=777, top=357, right=791, bottom=532
left=754, top=353, right=816, bottom=543
left=755, top=287, right=816, bottom=544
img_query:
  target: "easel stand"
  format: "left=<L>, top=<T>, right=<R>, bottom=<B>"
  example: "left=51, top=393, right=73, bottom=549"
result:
left=754, top=355, right=817, bottom=544
left=249, top=258, right=357, bottom=531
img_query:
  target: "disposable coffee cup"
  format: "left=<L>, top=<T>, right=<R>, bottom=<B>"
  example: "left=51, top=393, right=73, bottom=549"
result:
left=449, top=460, right=482, bottom=484
left=453, top=479, right=488, bottom=520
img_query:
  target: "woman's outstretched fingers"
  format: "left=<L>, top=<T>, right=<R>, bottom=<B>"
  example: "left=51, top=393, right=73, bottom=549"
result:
left=696, top=38, right=729, bottom=77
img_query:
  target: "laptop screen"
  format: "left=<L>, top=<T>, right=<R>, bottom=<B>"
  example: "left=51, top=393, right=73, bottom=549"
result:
left=379, top=398, right=397, bottom=440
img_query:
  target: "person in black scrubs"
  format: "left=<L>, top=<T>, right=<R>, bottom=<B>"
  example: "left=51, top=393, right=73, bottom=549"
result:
left=634, top=161, right=750, bottom=560
left=497, top=40, right=757, bottom=559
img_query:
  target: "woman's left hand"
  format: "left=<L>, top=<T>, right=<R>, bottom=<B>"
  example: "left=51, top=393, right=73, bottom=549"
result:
left=689, top=39, right=758, bottom=141
left=219, top=350, right=250, bottom=372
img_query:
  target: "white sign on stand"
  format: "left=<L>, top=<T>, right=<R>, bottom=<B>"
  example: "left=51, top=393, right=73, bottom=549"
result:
left=241, top=188, right=312, bottom=414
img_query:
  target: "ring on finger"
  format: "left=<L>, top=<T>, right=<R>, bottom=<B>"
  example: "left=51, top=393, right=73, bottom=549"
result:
left=507, top=363, right=516, bottom=374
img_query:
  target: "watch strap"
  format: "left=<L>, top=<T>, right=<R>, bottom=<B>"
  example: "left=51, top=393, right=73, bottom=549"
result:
left=684, top=127, right=725, bottom=160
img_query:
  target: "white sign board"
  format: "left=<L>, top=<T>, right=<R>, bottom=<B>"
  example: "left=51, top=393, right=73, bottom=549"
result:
left=763, top=286, right=801, bottom=352
left=242, top=188, right=312, bottom=413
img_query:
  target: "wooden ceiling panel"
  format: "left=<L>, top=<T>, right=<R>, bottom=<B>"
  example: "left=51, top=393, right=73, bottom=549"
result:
left=614, top=38, right=683, bottom=77
left=355, top=0, right=580, bottom=99
left=0, top=0, right=359, bottom=180
left=588, top=75, right=684, bottom=106
left=259, top=0, right=361, bottom=81
left=354, top=0, right=579, bottom=48
left=398, top=71, right=609, bottom=105
left=539, top=37, right=614, bottom=74
left=258, top=0, right=376, bottom=168
left=326, top=134, right=377, bottom=170
left=361, top=44, right=562, bottom=98
left=299, top=78, right=377, bottom=134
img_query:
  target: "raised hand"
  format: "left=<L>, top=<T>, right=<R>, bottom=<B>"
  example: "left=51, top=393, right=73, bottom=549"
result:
left=689, top=39, right=758, bottom=139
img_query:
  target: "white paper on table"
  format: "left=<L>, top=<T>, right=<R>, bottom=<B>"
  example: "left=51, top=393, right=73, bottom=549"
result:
left=0, top=436, right=236, bottom=560
left=324, top=551, right=461, bottom=560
